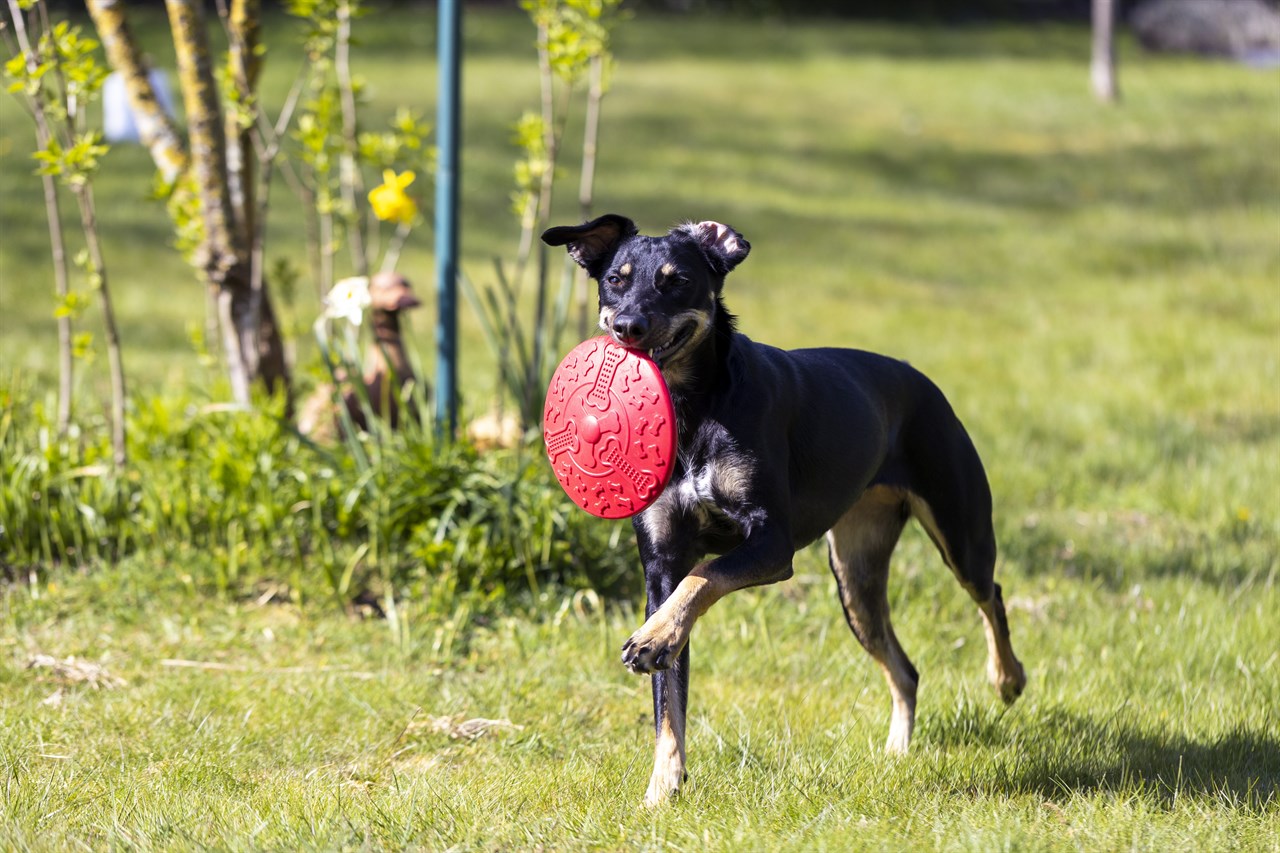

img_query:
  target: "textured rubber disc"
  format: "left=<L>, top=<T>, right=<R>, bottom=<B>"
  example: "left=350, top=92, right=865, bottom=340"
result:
left=543, top=336, right=677, bottom=519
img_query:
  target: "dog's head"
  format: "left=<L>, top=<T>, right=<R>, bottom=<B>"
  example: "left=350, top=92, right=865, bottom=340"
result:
left=542, top=214, right=749, bottom=370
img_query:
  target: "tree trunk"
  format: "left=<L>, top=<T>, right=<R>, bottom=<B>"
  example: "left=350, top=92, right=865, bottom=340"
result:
left=224, top=0, right=289, bottom=403
left=224, top=0, right=261, bottom=247
left=45, top=160, right=74, bottom=435
left=86, top=0, right=188, bottom=183
left=1091, top=0, right=1120, bottom=103
left=164, top=0, right=291, bottom=404
left=165, top=0, right=242, bottom=288
left=167, top=0, right=255, bottom=404
left=87, top=0, right=291, bottom=404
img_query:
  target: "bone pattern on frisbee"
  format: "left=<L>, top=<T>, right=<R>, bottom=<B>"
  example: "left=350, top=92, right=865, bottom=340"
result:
left=587, top=345, right=625, bottom=410
left=600, top=444, right=660, bottom=499
left=542, top=337, right=676, bottom=519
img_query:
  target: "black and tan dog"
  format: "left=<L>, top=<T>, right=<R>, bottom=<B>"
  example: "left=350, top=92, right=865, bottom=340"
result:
left=542, top=214, right=1027, bottom=806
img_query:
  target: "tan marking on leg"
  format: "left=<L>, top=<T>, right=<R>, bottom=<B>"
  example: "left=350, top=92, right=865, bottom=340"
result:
left=908, top=492, right=1026, bottom=704
left=643, top=687, right=686, bottom=807
left=979, top=596, right=1027, bottom=703
left=826, top=487, right=917, bottom=753
left=878, top=649, right=917, bottom=753
left=624, top=566, right=729, bottom=673
left=906, top=493, right=959, bottom=571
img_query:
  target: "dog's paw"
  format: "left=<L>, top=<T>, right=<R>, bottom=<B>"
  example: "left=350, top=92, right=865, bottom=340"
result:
left=622, top=604, right=695, bottom=673
left=621, top=616, right=688, bottom=674
left=621, top=634, right=679, bottom=674
left=992, top=658, right=1027, bottom=705
left=643, top=766, right=687, bottom=808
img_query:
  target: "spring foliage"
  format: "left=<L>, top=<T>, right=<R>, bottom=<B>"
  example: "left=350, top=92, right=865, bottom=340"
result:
left=0, top=380, right=636, bottom=604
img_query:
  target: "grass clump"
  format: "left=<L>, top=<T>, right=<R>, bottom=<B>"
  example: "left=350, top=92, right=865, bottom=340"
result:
left=0, top=379, right=634, bottom=607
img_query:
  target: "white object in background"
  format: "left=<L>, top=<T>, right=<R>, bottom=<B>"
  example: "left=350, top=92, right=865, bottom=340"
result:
left=103, top=69, right=175, bottom=143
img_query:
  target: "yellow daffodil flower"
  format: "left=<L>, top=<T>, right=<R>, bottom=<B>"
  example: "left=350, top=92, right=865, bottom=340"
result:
left=368, top=169, right=418, bottom=225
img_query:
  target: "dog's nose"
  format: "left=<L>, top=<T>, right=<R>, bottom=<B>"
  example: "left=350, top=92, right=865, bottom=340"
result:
left=612, top=314, right=648, bottom=346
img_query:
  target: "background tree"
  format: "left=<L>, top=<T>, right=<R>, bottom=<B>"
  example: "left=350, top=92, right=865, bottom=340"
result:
left=3, top=0, right=73, bottom=433
left=5, top=0, right=128, bottom=464
left=1091, top=0, right=1120, bottom=102
left=86, top=0, right=290, bottom=407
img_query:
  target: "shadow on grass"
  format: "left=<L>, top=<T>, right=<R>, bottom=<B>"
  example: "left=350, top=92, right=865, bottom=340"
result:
left=623, top=131, right=1277, bottom=221
left=924, top=704, right=1279, bottom=811
left=608, top=18, right=1096, bottom=64
left=998, top=506, right=1275, bottom=591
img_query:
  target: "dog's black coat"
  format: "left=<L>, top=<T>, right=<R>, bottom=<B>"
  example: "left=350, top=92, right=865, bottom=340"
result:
left=542, top=214, right=1025, bottom=805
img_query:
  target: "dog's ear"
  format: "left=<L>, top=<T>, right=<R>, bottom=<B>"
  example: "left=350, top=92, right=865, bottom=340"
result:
left=542, top=214, right=638, bottom=276
left=676, top=220, right=751, bottom=276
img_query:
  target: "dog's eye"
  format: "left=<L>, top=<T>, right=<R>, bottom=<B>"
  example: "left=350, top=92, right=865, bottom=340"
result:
left=605, top=274, right=622, bottom=286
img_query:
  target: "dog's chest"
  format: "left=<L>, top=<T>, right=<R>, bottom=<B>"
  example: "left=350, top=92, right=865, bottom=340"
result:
left=642, top=449, right=753, bottom=545
left=671, top=463, right=719, bottom=519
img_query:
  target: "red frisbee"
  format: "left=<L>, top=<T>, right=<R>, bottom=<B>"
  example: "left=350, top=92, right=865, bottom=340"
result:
left=543, top=336, right=677, bottom=519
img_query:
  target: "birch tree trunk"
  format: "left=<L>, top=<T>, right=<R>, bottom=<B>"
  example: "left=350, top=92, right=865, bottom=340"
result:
left=166, top=0, right=258, bottom=405
left=1091, top=0, right=1121, bottom=103
left=87, top=0, right=188, bottom=183
left=225, top=0, right=260, bottom=246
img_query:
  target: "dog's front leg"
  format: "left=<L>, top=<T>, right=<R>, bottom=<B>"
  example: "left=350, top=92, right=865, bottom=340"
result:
left=629, top=517, right=793, bottom=805
left=633, top=520, right=696, bottom=806
left=645, top=588, right=690, bottom=807
left=623, top=525, right=794, bottom=675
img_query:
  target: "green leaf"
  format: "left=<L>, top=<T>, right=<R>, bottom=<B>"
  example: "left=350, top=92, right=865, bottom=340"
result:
left=53, top=291, right=88, bottom=319
left=4, top=54, right=29, bottom=79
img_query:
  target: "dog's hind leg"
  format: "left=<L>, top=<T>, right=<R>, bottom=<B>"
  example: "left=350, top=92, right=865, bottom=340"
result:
left=907, top=492, right=1026, bottom=705
left=826, top=485, right=917, bottom=753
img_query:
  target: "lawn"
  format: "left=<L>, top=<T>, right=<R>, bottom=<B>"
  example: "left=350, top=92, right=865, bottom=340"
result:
left=2, top=5, right=1279, bottom=850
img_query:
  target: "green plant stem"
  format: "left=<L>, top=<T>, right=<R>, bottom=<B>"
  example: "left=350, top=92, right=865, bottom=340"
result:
left=336, top=0, right=369, bottom=277
left=5, top=0, right=74, bottom=434
left=73, top=183, right=128, bottom=466
left=319, top=202, right=335, bottom=296
left=510, top=19, right=560, bottom=298
left=379, top=222, right=412, bottom=274
left=576, top=52, right=604, bottom=340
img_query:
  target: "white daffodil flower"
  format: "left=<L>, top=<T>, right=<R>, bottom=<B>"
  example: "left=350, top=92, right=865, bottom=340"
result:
left=324, top=276, right=372, bottom=326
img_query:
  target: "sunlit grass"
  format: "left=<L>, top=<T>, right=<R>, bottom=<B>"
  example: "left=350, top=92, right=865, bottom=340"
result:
left=2, top=548, right=1276, bottom=849
left=1, top=6, right=1277, bottom=850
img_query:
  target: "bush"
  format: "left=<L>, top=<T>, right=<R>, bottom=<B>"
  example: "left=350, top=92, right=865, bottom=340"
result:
left=0, top=379, right=638, bottom=607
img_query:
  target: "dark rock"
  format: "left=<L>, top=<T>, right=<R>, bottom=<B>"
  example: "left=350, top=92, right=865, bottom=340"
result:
left=1130, top=0, right=1280, bottom=57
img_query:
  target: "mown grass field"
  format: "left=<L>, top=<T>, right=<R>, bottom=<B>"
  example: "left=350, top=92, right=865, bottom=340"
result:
left=2, top=5, right=1278, bottom=850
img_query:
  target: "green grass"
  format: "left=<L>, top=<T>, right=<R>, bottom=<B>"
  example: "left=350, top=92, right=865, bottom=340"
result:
left=2, top=6, right=1279, bottom=850
left=2, top=550, right=1276, bottom=849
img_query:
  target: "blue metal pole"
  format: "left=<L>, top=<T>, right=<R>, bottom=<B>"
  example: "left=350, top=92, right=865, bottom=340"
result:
left=434, top=0, right=461, bottom=436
